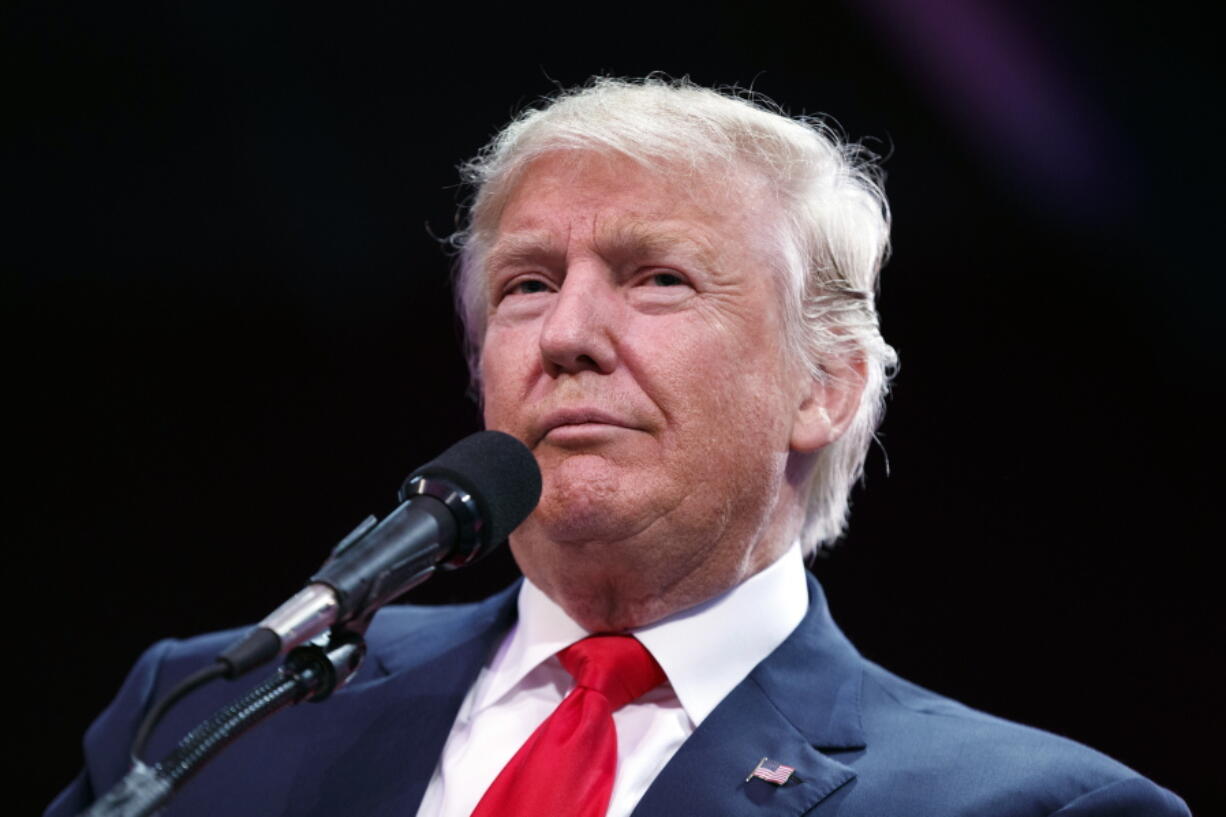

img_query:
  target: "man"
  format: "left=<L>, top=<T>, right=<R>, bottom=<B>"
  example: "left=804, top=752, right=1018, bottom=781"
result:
left=48, top=78, right=1189, bottom=816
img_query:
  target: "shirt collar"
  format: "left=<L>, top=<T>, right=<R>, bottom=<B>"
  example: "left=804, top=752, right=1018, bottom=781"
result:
left=634, top=542, right=808, bottom=726
left=473, top=577, right=591, bottom=713
left=475, top=542, right=809, bottom=729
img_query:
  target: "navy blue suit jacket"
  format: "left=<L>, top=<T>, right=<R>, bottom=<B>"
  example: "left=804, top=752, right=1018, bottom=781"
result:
left=47, top=575, right=1190, bottom=816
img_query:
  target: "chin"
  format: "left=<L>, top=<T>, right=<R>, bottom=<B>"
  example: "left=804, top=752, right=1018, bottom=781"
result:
left=530, top=456, right=630, bottom=538
left=530, top=491, right=644, bottom=545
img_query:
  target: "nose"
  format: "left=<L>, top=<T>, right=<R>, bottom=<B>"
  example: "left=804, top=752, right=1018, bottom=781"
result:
left=538, top=266, right=619, bottom=376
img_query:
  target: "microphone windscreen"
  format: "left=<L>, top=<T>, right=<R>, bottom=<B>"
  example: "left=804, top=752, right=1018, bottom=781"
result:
left=406, top=430, right=541, bottom=549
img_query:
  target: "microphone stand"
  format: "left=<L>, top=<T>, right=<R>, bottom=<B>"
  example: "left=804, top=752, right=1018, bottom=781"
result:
left=79, top=632, right=366, bottom=817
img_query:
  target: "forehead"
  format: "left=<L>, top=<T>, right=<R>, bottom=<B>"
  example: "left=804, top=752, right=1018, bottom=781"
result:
left=497, top=151, right=769, bottom=237
left=487, top=151, right=778, bottom=266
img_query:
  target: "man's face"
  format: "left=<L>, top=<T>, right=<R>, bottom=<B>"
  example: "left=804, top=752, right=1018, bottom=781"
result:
left=479, top=151, right=822, bottom=627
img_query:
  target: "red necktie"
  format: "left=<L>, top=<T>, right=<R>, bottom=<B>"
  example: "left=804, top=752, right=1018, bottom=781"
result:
left=470, top=635, right=666, bottom=817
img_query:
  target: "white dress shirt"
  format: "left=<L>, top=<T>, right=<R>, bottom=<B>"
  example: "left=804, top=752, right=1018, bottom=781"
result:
left=415, top=542, right=809, bottom=817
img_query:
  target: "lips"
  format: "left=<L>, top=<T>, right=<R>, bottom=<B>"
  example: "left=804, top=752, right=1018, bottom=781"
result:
left=535, top=407, right=637, bottom=445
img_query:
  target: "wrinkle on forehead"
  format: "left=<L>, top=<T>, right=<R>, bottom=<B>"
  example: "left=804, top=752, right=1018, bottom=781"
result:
left=592, top=219, right=720, bottom=272
left=485, top=229, right=558, bottom=275
left=486, top=218, right=722, bottom=275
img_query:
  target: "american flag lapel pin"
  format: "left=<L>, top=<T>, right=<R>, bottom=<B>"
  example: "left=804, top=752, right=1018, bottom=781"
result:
left=746, top=757, right=796, bottom=785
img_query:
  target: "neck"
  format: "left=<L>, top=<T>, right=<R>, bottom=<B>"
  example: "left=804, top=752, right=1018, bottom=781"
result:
left=511, top=501, right=802, bottom=632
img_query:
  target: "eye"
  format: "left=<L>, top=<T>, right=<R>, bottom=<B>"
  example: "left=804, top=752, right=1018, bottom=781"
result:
left=628, top=267, right=695, bottom=310
left=510, top=279, right=551, bottom=295
left=499, top=277, right=553, bottom=301
left=648, top=271, right=687, bottom=287
left=634, top=267, right=691, bottom=288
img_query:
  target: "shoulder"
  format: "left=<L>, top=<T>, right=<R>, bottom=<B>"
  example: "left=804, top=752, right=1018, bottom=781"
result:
left=846, top=660, right=1190, bottom=816
left=128, top=593, right=513, bottom=690
left=47, top=591, right=518, bottom=817
left=365, top=599, right=498, bottom=641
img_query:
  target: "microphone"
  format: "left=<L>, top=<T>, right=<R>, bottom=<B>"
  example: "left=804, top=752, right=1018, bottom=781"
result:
left=218, top=430, right=541, bottom=678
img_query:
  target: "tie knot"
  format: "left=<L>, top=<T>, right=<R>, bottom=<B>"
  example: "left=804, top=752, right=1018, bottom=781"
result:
left=558, top=635, right=665, bottom=710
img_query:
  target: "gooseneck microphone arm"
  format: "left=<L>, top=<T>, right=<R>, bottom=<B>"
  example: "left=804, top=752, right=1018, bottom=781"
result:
left=128, top=485, right=461, bottom=764
left=81, top=431, right=541, bottom=817
left=82, top=637, right=365, bottom=817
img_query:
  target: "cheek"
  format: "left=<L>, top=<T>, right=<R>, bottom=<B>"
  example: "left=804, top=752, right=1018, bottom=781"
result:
left=479, top=362, right=515, bottom=435
left=679, top=340, right=796, bottom=450
left=479, top=327, right=535, bottom=423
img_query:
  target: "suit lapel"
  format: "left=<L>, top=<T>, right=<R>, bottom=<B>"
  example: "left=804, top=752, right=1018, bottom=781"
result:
left=631, top=677, right=856, bottom=817
left=632, top=574, right=865, bottom=817
left=258, top=573, right=860, bottom=817
left=283, top=583, right=521, bottom=817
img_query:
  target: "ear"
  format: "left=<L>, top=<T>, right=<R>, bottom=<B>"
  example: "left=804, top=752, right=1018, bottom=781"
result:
left=790, top=357, right=867, bottom=454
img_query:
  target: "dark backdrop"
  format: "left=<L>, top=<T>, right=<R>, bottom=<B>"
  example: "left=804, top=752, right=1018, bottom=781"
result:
left=8, top=1, right=1221, bottom=813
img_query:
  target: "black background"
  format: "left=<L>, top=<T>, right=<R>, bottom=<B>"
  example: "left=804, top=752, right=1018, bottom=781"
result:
left=8, top=1, right=1221, bottom=813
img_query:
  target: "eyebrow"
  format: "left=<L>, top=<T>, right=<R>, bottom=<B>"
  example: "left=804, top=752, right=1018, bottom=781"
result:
left=592, top=220, right=718, bottom=270
left=485, top=221, right=718, bottom=276
left=484, top=230, right=560, bottom=276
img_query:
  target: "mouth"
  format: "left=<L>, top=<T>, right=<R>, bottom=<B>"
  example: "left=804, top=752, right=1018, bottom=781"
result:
left=536, top=408, right=637, bottom=446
